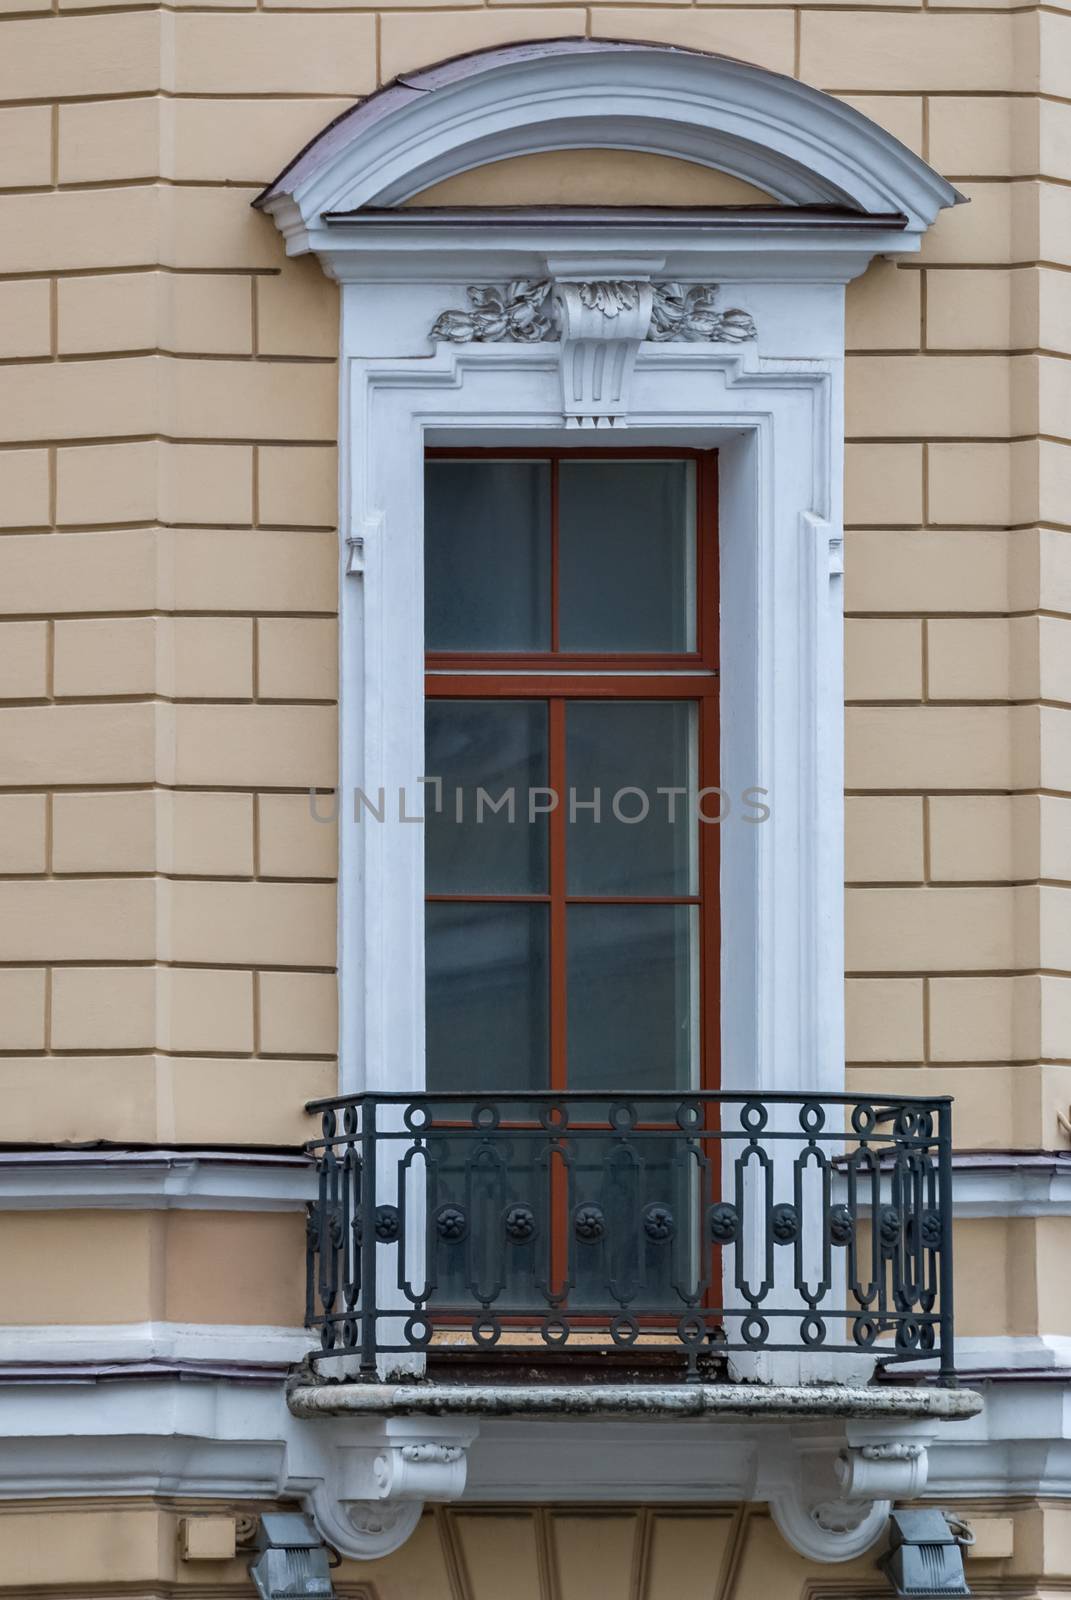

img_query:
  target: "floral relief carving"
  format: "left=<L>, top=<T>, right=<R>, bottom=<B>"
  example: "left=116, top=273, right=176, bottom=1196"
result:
left=429, top=279, right=756, bottom=344
left=429, top=280, right=558, bottom=343
left=575, top=280, right=643, bottom=317
left=648, top=282, right=756, bottom=343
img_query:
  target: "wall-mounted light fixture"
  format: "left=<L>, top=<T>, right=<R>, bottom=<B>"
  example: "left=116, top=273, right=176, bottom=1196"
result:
left=879, top=1509, right=973, bottom=1596
left=249, top=1513, right=336, bottom=1599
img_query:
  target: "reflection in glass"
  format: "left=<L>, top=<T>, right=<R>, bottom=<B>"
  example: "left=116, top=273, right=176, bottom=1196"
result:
left=566, top=905, right=699, bottom=1093
left=424, top=460, right=551, bottom=651
left=566, top=700, right=697, bottom=896
left=426, top=700, right=549, bottom=894
left=426, top=902, right=549, bottom=1091
left=559, top=461, right=695, bottom=651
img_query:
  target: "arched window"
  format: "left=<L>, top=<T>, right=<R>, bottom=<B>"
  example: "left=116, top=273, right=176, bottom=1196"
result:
left=257, top=39, right=958, bottom=1105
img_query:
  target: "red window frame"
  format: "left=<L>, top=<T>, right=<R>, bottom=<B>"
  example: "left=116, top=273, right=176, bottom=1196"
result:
left=424, top=445, right=721, bottom=1095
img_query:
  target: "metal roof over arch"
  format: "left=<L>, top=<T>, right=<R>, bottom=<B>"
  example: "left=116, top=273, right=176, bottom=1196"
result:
left=254, top=37, right=962, bottom=251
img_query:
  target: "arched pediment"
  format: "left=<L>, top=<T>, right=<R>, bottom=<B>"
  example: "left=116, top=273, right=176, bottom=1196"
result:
left=255, top=37, right=961, bottom=246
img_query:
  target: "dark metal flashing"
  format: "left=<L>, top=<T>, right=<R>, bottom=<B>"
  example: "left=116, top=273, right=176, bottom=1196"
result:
left=320, top=204, right=910, bottom=230
left=0, top=1143, right=309, bottom=1164
left=0, top=1360, right=290, bottom=1385
left=252, top=38, right=755, bottom=211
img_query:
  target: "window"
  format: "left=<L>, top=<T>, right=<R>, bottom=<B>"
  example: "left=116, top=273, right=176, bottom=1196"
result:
left=423, top=449, right=719, bottom=1098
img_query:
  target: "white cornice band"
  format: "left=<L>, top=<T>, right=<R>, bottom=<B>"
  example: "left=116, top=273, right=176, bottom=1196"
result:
left=0, top=1150, right=314, bottom=1211
left=0, top=1366, right=1064, bottom=1561
left=0, top=1150, right=1062, bottom=1217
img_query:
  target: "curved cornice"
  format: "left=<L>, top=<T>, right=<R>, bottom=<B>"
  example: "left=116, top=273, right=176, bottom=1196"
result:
left=254, top=38, right=962, bottom=247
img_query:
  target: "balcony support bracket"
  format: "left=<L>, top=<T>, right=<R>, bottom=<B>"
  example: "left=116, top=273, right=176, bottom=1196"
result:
left=767, top=1421, right=935, bottom=1564
left=293, top=1416, right=478, bottom=1561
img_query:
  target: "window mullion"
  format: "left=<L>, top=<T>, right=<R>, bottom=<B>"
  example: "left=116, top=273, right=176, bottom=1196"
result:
left=549, top=695, right=567, bottom=1092
left=550, top=456, right=560, bottom=654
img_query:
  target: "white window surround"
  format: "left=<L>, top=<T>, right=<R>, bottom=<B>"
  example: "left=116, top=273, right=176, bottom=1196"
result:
left=256, top=40, right=960, bottom=1105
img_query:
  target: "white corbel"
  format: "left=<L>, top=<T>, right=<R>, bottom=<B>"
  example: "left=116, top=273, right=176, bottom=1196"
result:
left=765, top=1422, right=935, bottom=1563
left=294, top=1416, right=478, bottom=1560
left=552, top=279, right=654, bottom=429
left=836, top=1437, right=929, bottom=1500
left=345, top=511, right=381, bottom=578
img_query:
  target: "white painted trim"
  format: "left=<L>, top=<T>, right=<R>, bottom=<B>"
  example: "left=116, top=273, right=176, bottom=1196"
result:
left=0, top=1149, right=1057, bottom=1217
left=255, top=40, right=960, bottom=249
left=0, top=1322, right=315, bottom=1367
left=942, top=1155, right=1071, bottom=1218
left=925, top=1335, right=1071, bottom=1376
left=335, top=324, right=847, bottom=1114
left=0, top=1151, right=314, bottom=1211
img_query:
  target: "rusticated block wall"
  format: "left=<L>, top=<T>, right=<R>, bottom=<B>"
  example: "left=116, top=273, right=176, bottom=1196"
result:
left=0, top=0, right=1069, bottom=1341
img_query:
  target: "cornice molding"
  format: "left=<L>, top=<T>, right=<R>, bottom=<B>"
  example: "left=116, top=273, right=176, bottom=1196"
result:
left=0, top=1148, right=1060, bottom=1219
left=0, top=1321, right=315, bottom=1369
left=0, top=1149, right=314, bottom=1212
left=2, top=1369, right=1070, bottom=1556
left=254, top=39, right=961, bottom=256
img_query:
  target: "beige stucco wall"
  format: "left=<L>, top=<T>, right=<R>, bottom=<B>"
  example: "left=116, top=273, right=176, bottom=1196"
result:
left=1, top=0, right=1069, bottom=1362
left=0, top=1498, right=1057, bottom=1596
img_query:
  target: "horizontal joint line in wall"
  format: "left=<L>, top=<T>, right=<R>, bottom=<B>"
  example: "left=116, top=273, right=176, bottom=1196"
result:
left=847, top=612, right=1071, bottom=623
left=913, top=263, right=1071, bottom=277
left=0, top=611, right=340, bottom=623
left=822, top=85, right=1059, bottom=101
left=0, top=872, right=340, bottom=883
left=0, top=351, right=336, bottom=367
left=845, top=880, right=927, bottom=889
left=845, top=967, right=1068, bottom=980
left=0, top=269, right=281, bottom=284
left=943, top=175, right=1071, bottom=190
left=848, top=878, right=1067, bottom=890
left=844, top=787, right=1065, bottom=799
left=845, top=437, right=1054, bottom=446
left=859, top=349, right=1071, bottom=361
left=884, top=1057, right=1071, bottom=1068
left=846, top=697, right=1038, bottom=708
left=850, top=349, right=1050, bottom=360
left=0, top=879, right=337, bottom=895
left=928, top=877, right=1071, bottom=888
left=46, top=961, right=337, bottom=973
left=0, top=784, right=339, bottom=796
left=0, top=1048, right=335, bottom=1061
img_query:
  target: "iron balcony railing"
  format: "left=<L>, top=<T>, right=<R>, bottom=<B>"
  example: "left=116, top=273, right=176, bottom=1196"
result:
left=305, top=1090, right=956, bottom=1383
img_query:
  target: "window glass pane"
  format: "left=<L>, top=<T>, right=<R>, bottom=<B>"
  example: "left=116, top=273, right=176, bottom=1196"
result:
left=425, top=460, right=551, bottom=651
left=426, top=700, right=549, bottom=894
left=426, top=903, right=549, bottom=1091
left=566, top=700, right=697, bottom=896
left=558, top=461, right=695, bottom=652
left=566, top=905, right=699, bottom=1092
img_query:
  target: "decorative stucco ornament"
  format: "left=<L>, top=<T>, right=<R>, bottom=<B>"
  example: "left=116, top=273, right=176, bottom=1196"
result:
left=648, top=282, right=756, bottom=343
left=429, top=278, right=756, bottom=347
left=429, top=279, right=558, bottom=343
left=430, top=277, right=756, bottom=427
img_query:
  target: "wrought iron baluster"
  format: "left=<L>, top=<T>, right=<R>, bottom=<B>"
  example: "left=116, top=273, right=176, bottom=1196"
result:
left=359, top=1097, right=377, bottom=1377
left=937, top=1099, right=956, bottom=1383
